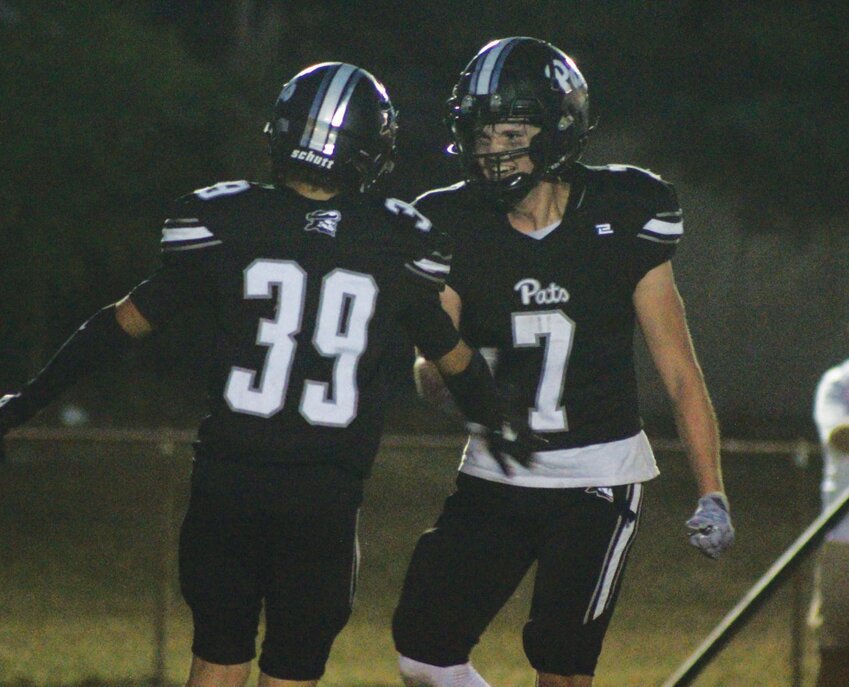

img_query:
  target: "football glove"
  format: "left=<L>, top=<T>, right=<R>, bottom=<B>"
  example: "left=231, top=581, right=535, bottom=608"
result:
left=686, top=492, right=735, bottom=559
left=472, top=416, right=548, bottom=476
left=0, top=393, right=30, bottom=464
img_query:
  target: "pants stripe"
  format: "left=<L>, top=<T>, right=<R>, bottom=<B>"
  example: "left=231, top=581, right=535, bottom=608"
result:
left=583, top=483, right=643, bottom=623
left=349, top=508, right=361, bottom=606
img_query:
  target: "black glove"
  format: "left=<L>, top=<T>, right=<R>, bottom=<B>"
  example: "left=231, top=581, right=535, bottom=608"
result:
left=0, top=393, right=31, bottom=464
left=475, top=415, right=549, bottom=476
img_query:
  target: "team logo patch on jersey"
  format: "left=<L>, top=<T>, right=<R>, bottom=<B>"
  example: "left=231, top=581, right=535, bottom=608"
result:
left=514, top=278, right=570, bottom=306
left=304, top=209, right=342, bottom=236
left=595, top=223, right=613, bottom=235
left=585, top=487, right=615, bottom=503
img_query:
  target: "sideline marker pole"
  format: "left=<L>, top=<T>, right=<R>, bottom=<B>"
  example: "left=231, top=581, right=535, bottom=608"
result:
left=661, top=483, right=849, bottom=687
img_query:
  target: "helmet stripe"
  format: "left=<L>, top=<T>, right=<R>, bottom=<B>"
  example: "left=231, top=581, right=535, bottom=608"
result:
left=300, top=64, right=337, bottom=148
left=302, top=63, right=363, bottom=155
left=312, top=64, right=360, bottom=152
left=323, top=70, right=364, bottom=155
left=469, top=37, right=523, bottom=95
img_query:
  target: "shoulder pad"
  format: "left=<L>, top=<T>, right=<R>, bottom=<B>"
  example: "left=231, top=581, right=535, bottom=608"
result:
left=411, top=183, right=470, bottom=235
left=170, top=180, right=262, bottom=215
left=383, top=197, right=451, bottom=288
left=605, top=164, right=665, bottom=181
left=412, top=182, right=468, bottom=212
left=161, top=180, right=255, bottom=254
left=163, top=180, right=276, bottom=253
left=412, top=181, right=466, bottom=206
left=186, top=180, right=255, bottom=203
left=589, top=164, right=682, bottom=245
left=597, top=164, right=676, bottom=201
left=173, top=180, right=274, bottom=210
left=384, top=197, right=433, bottom=233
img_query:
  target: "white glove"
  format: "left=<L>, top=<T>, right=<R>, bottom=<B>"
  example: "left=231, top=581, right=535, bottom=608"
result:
left=686, top=492, right=735, bottom=559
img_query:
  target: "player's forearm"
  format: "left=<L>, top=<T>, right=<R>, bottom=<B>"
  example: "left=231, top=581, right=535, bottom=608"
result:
left=5, top=303, right=142, bottom=426
left=670, top=377, right=724, bottom=495
left=412, top=355, right=463, bottom=422
left=437, top=345, right=501, bottom=429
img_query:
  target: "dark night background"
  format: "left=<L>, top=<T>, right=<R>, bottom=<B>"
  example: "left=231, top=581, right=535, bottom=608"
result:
left=1, top=1, right=848, bottom=438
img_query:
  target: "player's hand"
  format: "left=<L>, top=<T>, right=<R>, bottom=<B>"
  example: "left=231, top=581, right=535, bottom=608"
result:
left=476, top=416, right=548, bottom=476
left=0, top=393, right=29, bottom=433
left=413, top=356, right=463, bottom=420
left=686, top=492, right=735, bottom=559
left=0, top=393, right=29, bottom=464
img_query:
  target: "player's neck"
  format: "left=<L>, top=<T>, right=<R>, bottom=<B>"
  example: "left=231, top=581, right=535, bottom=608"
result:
left=285, top=179, right=339, bottom=200
left=507, top=180, right=570, bottom=234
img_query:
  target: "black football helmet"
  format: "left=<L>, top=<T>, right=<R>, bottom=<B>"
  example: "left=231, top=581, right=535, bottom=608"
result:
left=265, top=62, right=398, bottom=191
left=446, top=37, right=590, bottom=209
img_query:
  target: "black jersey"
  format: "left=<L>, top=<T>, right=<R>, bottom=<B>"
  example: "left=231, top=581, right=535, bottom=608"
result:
left=414, top=164, right=681, bottom=450
left=130, top=181, right=452, bottom=477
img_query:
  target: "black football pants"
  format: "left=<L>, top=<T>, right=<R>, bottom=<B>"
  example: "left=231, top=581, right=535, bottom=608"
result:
left=179, top=459, right=363, bottom=680
left=392, top=473, right=643, bottom=677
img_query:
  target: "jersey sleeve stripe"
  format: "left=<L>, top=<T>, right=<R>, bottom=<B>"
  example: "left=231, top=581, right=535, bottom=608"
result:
left=638, top=217, right=683, bottom=244
left=162, top=226, right=215, bottom=242
left=404, top=263, right=446, bottom=285
left=641, top=217, right=682, bottom=236
left=162, top=239, right=223, bottom=252
left=412, top=257, right=450, bottom=274
left=164, top=217, right=202, bottom=227
left=637, top=233, right=680, bottom=245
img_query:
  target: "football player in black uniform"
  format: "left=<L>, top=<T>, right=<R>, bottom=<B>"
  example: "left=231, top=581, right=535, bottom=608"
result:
left=391, top=38, right=735, bottom=687
left=0, top=62, right=541, bottom=687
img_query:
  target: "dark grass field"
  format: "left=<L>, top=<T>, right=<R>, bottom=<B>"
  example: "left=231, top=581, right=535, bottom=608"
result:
left=0, top=433, right=825, bottom=686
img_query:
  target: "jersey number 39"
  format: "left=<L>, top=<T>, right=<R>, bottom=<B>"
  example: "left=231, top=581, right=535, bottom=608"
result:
left=224, top=259, right=377, bottom=426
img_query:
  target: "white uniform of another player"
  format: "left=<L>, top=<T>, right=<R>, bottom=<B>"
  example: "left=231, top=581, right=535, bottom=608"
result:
left=811, top=360, right=849, bottom=686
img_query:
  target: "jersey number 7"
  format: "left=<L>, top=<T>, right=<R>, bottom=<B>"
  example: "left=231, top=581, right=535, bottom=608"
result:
left=512, top=310, right=575, bottom=432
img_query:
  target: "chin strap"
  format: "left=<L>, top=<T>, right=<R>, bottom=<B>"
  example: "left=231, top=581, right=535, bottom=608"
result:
left=470, top=172, right=538, bottom=212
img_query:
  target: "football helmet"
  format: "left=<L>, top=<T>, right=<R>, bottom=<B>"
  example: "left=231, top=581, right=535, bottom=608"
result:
left=265, top=62, right=398, bottom=191
left=446, top=37, right=590, bottom=208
